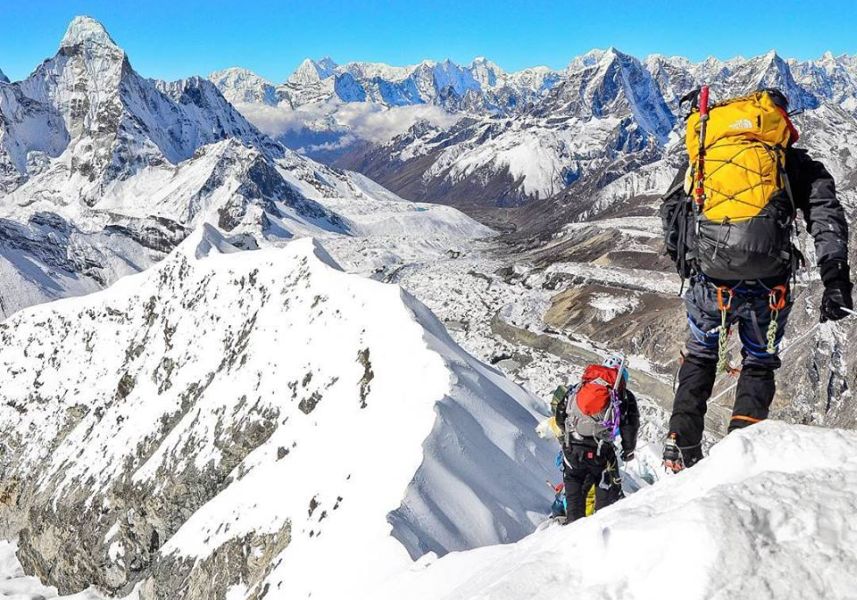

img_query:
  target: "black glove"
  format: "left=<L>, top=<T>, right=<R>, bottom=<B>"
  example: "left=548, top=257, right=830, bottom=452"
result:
left=820, top=260, right=854, bottom=322
left=622, top=448, right=635, bottom=462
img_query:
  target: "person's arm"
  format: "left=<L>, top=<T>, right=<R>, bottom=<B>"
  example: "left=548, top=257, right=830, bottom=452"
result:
left=788, top=149, right=853, bottom=321
left=619, top=390, right=640, bottom=460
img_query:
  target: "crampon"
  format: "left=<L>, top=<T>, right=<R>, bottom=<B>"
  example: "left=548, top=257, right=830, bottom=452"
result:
left=663, top=433, right=684, bottom=473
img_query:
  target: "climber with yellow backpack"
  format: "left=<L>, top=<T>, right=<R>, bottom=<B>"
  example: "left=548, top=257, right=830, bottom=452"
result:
left=661, top=87, right=852, bottom=472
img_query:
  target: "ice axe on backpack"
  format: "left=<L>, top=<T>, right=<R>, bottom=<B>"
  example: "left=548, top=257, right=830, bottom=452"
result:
left=601, top=353, right=627, bottom=440
left=601, top=353, right=628, bottom=491
left=684, top=85, right=711, bottom=206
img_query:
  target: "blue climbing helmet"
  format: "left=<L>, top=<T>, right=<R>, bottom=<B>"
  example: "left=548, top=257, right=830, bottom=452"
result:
left=602, top=353, right=629, bottom=384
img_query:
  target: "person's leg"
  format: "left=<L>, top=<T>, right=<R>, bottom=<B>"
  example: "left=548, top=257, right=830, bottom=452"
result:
left=731, top=366, right=776, bottom=430
left=669, top=279, right=723, bottom=458
left=669, top=355, right=717, bottom=453
left=562, top=447, right=590, bottom=523
left=593, top=456, right=623, bottom=512
left=733, top=291, right=792, bottom=431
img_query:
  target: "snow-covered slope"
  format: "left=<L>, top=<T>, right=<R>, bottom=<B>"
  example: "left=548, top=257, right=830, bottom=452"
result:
left=209, top=67, right=284, bottom=106
left=0, top=80, right=69, bottom=191
left=0, top=236, right=554, bottom=599
left=369, top=422, right=857, bottom=600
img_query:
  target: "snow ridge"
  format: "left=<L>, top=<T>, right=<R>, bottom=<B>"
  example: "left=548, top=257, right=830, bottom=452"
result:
left=370, top=422, right=857, bottom=600
left=0, top=237, right=554, bottom=598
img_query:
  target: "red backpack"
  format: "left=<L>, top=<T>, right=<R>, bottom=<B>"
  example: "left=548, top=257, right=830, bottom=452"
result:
left=576, top=364, right=620, bottom=416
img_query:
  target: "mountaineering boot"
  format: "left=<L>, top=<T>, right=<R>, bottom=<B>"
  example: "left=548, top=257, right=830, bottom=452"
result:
left=663, top=433, right=704, bottom=473
left=663, top=433, right=684, bottom=472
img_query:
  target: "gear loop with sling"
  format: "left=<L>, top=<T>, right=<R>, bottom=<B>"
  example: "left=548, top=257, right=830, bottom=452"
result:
left=714, top=281, right=789, bottom=374
left=766, top=284, right=788, bottom=354
left=715, top=285, right=739, bottom=375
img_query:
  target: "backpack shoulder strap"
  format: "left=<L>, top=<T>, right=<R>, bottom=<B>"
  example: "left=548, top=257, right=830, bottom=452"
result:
left=779, top=155, right=796, bottom=215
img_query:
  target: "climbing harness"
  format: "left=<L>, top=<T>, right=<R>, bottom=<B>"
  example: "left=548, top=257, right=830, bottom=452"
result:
left=709, top=280, right=787, bottom=376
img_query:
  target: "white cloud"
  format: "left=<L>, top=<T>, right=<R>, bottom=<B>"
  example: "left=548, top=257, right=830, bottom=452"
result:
left=236, top=100, right=461, bottom=145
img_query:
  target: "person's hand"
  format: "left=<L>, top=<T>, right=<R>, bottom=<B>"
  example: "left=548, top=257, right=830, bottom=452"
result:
left=821, top=284, right=853, bottom=322
left=820, top=261, right=853, bottom=323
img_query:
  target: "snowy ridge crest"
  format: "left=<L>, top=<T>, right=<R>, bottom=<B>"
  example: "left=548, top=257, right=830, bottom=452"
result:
left=0, top=237, right=552, bottom=599
left=369, top=422, right=857, bottom=600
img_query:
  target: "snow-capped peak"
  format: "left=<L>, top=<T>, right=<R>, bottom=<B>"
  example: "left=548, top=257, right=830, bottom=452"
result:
left=644, top=53, right=692, bottom=69
left=209, top=66, right=268, bottom=81
left=316, top=56, right=338, bottom=73
left=208, top=66, right=281, bottom=106
left=288, top=57, right=338, bottom=85
left=470, top=56, right=502, bottom=70
left=762, top=48, right=781, bottom=62
left=567, top=47, right=622, bottom=71
left=0, top=68, right=8, bottom=84
left=469, top=56, right=504, bottom=88
left=59, top=15, right=119, bottom=51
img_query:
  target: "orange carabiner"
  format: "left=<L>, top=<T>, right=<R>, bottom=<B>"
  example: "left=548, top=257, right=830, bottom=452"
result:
left=717, top=286, right=734, bottom=311
left=769, top=284, right=788, bottom=311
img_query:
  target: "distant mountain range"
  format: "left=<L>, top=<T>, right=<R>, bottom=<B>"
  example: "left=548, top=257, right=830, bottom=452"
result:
left=208, top=49, right=857, bottom=231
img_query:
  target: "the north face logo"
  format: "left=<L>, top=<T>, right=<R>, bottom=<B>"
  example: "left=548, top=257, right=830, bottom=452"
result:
left=729, top=118, right=754, bottom=130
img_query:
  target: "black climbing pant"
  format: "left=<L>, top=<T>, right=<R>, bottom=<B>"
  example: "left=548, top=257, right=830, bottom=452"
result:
left=669, top=278, right=788, bottom=458
left=730, top=365, right=776, bottom=431
left=562, top=443, right=622, bottom=523
left=668, top=355, right=716, bottom=464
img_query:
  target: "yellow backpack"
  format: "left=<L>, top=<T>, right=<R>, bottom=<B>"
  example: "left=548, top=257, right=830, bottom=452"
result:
left=682, top=89, right=800, bottom=280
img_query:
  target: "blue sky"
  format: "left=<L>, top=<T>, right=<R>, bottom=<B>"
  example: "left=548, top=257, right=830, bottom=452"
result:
left=1, top=0, right=855, bottom=82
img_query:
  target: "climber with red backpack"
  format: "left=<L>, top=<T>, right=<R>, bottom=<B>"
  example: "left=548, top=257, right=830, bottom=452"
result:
left=661, top=87, right=852, bottom=472
left=554, top=354, right=639, bottom=523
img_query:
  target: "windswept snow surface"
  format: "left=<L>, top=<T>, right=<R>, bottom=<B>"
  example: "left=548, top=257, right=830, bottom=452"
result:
left=370, top=422, right=857, bottom=600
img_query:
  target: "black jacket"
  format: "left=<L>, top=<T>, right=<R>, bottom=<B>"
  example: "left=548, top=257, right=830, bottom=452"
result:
left=661, top=147, right=849, bottom=279
left=555, top=386, right=640, bottom=456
